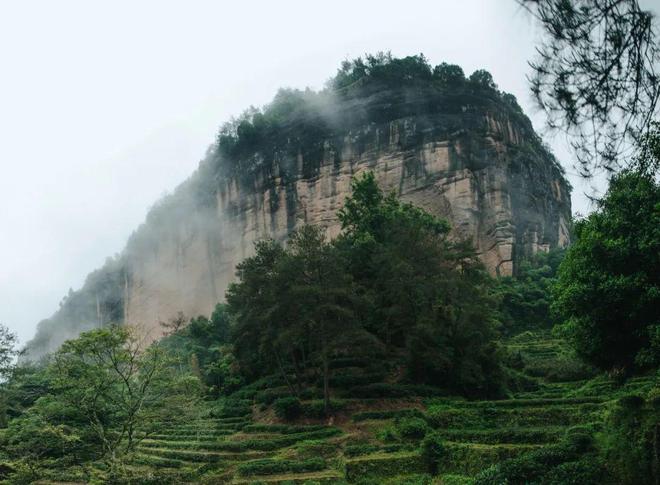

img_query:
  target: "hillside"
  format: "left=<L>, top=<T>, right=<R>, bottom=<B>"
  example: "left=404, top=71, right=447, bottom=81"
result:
left=13, top=329, right=659, bottom=484
left=24, top=54, right=570, bottom=359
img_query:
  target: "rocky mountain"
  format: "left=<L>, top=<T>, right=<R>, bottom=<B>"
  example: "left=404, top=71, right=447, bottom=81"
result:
left=25, top=55, right=571, bottom=358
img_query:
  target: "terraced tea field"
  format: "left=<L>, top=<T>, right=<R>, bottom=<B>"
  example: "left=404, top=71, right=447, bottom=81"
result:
left=33, top=331, right=658, bottom=484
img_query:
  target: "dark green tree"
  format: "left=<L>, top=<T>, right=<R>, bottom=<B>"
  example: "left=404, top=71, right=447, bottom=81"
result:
left=553, top=132, right=660, bottom=372
left=496, top=249, right=565, bottom=335
left=226, top=239, right=287, bottom=382
left=433, top=63, right=466, bottom=88
left=338, top=173, right=502, bottom=396
left=0, top=324, right=18, bottom=381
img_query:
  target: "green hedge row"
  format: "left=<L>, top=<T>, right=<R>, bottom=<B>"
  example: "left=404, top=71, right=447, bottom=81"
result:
left=349, top=383, right=446, bottom=398
left=142, top=427, right=341, bottom=453
left=237, top=457, right=326, bottom=476
left=344, top=443, right=411, bottom=457
left=473, top=430, right=596, bottom=484
left=345, top=452, right=426, bottom=481
left=352, top=408, right=425, bottom=422
left=426, top=403, right=603, bottom=428
left=242, top=423, right=329, bottom=434
left=437, top=426, right=564, bottom=445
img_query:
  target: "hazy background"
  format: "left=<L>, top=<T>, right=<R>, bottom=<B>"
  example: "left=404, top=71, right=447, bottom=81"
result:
left=1, top=0, right=653, bottom=344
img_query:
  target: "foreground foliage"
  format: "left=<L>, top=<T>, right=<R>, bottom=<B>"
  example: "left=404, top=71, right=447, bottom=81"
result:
left=553, top=149, right=660, bottom=373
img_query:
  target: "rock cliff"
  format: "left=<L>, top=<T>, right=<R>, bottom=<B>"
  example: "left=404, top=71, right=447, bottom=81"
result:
left=25, top=57, right=571, bottom=357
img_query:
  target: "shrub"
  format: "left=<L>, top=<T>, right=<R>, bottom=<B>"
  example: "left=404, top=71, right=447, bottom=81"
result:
left=345, top=452, right=426, bottom=481
left=255, top=387, right=294, bottom=405
left=294, top=440, right=339, bottom=459
left=300, top=399, right=346, bottom=418
left=273, top=397, right=301, bottom=421
left=377, top=426, right=399, bottom=443
left=242, top=423, right=327, bottom=434
left=208, top=398, right=252, bottom=418
left=618, top=394, right=645, bottom=410
left=541, top=457, right=606, bottom=484
left=237, top=457, right=326, bottom=476
left=598, top=393, right=660, bottom=484
left=420, top=431, right=445, bottom=474
left=349, top=383, right=445, bottom=398
left=473, top=434, right=590, bottom=485
left=352, top=409, right=425, bottom=422
left=345, top=443, right=411, bottom=457
left=395, top=417, right=428, bottom=440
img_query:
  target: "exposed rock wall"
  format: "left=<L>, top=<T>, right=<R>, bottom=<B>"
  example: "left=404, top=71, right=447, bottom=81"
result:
left=25, top=95, right=571, bottom=357
left=124, top=111, right=571, bottom=342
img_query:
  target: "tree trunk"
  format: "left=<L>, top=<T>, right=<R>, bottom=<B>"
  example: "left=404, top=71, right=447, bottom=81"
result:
left=290, top=351, right=304, bottom=394
left=275, top=351, right=298, bottom=397
left=322, top=351, right=330, bottom=414
left=653, top=423, right=659, bottom=485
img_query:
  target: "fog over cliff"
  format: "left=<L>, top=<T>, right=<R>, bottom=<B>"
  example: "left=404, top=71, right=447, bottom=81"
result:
left=5, top=0, right=643, bottom=351
left=20, top=53, right=572, bottom=359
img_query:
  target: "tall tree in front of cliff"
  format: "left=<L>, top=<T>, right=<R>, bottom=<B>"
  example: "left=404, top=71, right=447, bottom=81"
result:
left=553, top=124, right=660, bottom=374
left=520, top=0, right=660, bottom=177
left=338, top=173, right=503, bottom=396
left=337, top=172, right=450, bottom=350
left=281, top=225, right=359, bottom=412
left=226, top=239, right=290, bottom=386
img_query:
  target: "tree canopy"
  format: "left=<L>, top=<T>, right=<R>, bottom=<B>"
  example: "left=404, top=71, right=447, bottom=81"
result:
left=553, top=128, right=660, bottom=372
left=226, top=173, right=503, bottom=402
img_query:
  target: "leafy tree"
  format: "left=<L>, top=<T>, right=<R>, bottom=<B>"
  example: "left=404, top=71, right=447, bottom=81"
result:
left=0, top=324, right=18, bottom=381
left=433, top=63, right=466, bottom=88
left=338, top=173, right=502, bottom=396
left=228, top=226, right=362, bottom=412
left=497, top=249, right=565, bottom=335
left=160, top=311, right=187, bottom=336
left=280, top=225, right=360, bottom=411
left=227, top=239, right=287, bottom=382
left=158, top=303, right=237, bottom=396
left=226, top=173, right=503, bottom=400
left=0, top=364, right=50, bottom=428
left=3, top=395, right=95, bottom=480
left=520, top=0, right=660, bottom=176
left=331, top=52, right=433, bottom=91
left=47, top=326, right=180, bottom=468
left=469, top=69, right=498, bottom=90
left=553, top=132, right=660, bottom=372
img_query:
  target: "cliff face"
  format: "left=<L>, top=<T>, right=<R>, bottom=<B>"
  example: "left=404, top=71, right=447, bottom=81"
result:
left=25, top=64, right=571, bottom=357
left=123, top=111, right=570, bottom=342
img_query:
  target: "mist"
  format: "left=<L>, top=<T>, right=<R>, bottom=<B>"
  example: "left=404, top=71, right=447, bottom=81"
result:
left=3, top=0, right=655, bottom=347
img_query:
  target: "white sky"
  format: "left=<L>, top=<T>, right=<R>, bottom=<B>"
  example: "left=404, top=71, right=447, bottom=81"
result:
left=1, top=0, right=655, bottom=344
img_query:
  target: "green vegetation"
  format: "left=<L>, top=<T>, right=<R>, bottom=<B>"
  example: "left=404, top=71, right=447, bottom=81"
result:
left=227, top=172, right=502, bottom=410
left=553, top=155, right=660, bottom=374
left=496, top=249, right=564, bottom=335
left=2, top=56, right=659, bottom=484
left=212, top=52, right=533, bottom=184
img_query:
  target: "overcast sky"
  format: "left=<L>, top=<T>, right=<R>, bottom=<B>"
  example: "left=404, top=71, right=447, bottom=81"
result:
left=1, top=0, right=655, bottom=344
